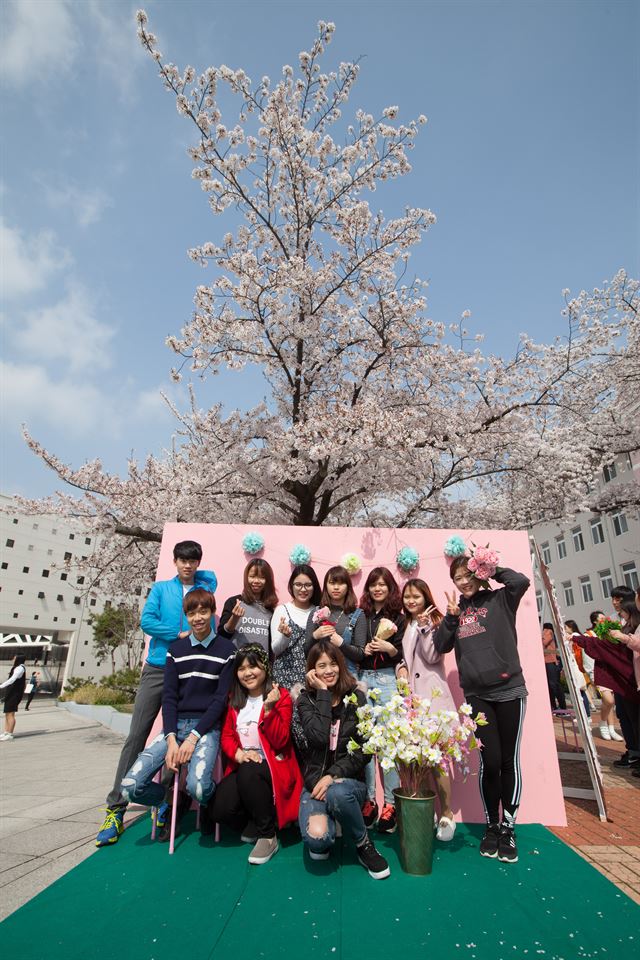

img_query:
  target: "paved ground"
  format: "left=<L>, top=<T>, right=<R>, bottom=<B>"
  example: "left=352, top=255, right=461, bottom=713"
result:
left=549, top=716, right=640, bottom=905
left=0, top=701, right=144, bottom=922
left=1, top=701, right=638, bottom=922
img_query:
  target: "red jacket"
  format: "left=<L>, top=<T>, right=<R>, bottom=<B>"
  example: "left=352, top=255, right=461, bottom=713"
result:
left=573, top=633, right=639, bottom=702
left=220, top=687, right=303, bottom=829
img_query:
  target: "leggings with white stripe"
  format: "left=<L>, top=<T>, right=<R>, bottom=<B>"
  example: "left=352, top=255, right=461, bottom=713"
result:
left=467, top=695, right=527, bottom=827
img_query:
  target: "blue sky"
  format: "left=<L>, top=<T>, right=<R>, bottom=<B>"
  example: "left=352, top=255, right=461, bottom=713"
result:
left=1, top=0, right=638, bottom=499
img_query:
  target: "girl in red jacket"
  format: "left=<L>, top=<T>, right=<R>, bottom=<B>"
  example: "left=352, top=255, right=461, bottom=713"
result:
left=211, top=644, right=303, bottom=865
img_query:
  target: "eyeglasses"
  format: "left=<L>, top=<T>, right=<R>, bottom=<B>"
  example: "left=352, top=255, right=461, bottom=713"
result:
left=292, top=582, right=313, bottom=590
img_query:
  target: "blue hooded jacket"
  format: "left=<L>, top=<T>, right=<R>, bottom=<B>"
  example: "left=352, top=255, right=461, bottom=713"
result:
left=140, top=569, right=218, bottom=667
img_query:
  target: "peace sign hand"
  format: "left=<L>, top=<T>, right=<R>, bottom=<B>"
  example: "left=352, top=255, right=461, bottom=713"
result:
left=444, top=591, right=460, bottom=617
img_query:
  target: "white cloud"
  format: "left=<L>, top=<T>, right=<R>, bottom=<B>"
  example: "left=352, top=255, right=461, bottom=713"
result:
left=0, top=0, right=79, bottom=86
left=11, top=283, right=115, bottom=372
left=0, top=218, right=71, bottom=300
left=0, top=359, right=109, bottom=435
left=40, top=179, right=113, bottom=227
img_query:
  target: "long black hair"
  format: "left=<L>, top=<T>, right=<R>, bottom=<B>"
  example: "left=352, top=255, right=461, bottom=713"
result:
left=9, top=655, right=26, bottom=677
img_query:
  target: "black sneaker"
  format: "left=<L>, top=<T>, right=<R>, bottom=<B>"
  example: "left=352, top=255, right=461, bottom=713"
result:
left=376, top=803, right=397, bottom=834
left=357, top=837, right=391, bottom=879
left=479, top=823, right=501, bottom=858
left=613, top=751, right=630, bottom=767
left=497, top=825, right=518, bottom=863
left=362, top=800, right=379, bottom=828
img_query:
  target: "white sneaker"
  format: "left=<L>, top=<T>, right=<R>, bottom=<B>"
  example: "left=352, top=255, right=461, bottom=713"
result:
left=248, top=837, right=278, bottom=865
left=599, top=724, right=612, bottom=740
left=436, top=815, right=457, bottom=842
left=609, top=727, right=624, bottom=742
left=0, top=733, right=13, bottom=741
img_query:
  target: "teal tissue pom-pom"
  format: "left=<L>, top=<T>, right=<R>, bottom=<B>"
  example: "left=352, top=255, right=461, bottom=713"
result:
left=242, top=532, right=265, bottom=555
left=396, top=546, right=419, bottom=572
left=289, top=543, right=311, bottom=565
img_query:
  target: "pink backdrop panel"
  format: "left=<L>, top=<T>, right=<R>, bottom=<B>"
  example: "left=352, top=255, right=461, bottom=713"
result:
left=150, top=522, right=566, bottom=826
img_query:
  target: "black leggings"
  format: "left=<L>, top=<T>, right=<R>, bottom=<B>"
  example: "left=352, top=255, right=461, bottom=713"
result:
left=211, top=760, right=277, bottom=838
left=467, top=696, right=527, bottom=827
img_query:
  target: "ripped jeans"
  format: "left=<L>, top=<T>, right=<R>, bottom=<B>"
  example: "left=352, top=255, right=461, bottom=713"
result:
left=299, top=779, right=367, bottom=855
left=120, top=719, right=220, bottom=807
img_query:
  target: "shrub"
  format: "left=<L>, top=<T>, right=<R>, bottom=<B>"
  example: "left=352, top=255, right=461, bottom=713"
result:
left=62, top=676, right=95, bottom=696
left=94, top=687, right=128, bottom=706
left=100, top=667, right=141, bottom=700
left=71, top=684, right=100, bottom=705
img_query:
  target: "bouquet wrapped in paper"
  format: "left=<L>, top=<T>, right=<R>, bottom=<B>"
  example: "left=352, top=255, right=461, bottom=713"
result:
left=312, top=606, right=333, bottom=626
left=593, top=618, right=622, bottom=644
left=374, top=617, right=398, bottom=642
left=467, top=544, right=499, bottom=581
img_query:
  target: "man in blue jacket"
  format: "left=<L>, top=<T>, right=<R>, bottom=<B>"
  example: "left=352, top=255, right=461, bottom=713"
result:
left=96, top=540, right=217, bottom=846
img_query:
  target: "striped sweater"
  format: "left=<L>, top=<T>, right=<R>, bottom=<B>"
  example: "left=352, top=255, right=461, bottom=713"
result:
left=162, top=628, right=236, bottom=739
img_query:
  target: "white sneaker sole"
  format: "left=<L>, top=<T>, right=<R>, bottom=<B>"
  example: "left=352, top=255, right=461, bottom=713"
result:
left=308, top=850, right=330, bottom=861
left=436, top=817, right=456, bottom=842
left=358, top=857, right=391, bottom=880
left=248, top=841, right=279, bottom=865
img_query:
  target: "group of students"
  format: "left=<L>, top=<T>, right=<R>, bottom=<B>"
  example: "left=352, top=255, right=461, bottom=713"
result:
left=94, top=539, right=532, bottom=875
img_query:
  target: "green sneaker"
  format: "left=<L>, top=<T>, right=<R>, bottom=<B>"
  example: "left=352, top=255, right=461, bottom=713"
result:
left=96, top=808, right=124, bottom=847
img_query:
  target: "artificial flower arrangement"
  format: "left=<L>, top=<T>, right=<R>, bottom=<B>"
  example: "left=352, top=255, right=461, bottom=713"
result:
left=593, top=619, right=622, bottom=644
left=347, top=679, right=486, bottom=798
left=374, top=617, right=398, bottom=642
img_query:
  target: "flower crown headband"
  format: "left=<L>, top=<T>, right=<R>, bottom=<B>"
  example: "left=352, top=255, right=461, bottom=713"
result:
left=236, top=643, right=271, bottom=676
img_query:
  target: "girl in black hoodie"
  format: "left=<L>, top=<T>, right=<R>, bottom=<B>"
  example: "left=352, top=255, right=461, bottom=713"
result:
left=434, top=556, right=530, bottom=865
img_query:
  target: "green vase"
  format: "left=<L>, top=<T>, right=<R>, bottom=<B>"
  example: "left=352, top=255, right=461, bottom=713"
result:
left=393, top=788, right=436, bottom=876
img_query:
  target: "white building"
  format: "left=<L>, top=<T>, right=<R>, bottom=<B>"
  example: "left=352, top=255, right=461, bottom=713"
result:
left=531, top=454, right=640, bottom=628
left=0, top=494, right=143, bottom=693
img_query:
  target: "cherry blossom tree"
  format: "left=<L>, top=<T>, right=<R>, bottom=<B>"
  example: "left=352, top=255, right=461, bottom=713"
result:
left=16, top=13, right=639, bottom=593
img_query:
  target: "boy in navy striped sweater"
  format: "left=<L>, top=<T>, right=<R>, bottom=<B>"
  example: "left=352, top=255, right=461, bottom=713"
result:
left=121, top=588, right=237, bottom=839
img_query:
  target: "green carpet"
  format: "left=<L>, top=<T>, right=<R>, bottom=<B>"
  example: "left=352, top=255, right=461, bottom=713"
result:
left=1, top=819, right=637, bottom=960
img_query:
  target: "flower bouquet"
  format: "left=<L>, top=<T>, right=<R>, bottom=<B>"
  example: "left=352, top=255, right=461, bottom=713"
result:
left=312, top=606, right=333, bottom=627
left=374, top=617, right=398, bottom=643
left=347, top=679, right=485, bottom=874
left=593, top=619, right=622, bottom=644
left=467, top=544, right=499, bottom=582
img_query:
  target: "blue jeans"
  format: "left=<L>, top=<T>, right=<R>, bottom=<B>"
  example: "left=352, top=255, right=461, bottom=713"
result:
left=358, top=667, right=400, bottom=804
left=120, top=718, right=220, bottom=806
left=299, top=779, right=367, bottom=854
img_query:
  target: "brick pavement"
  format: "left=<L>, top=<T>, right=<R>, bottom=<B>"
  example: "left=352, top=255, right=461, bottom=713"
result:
left=548, top=717, right=640, bottom=905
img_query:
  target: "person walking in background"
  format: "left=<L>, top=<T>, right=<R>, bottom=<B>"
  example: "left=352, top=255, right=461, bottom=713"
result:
left=24, top=671, right=40, bottom=711
left=0, top=655, right=27, bottom=741
left=542, top=623, right=567, bottom=713
left=95, top=540, right=221, bottom=847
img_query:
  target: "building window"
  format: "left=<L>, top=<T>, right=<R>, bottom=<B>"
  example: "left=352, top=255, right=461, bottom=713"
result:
left=73, top=597, right=81, bottom=605
left=90, top=598, right=96, bottom=607
left=60, top=573, right=68, bottom=581
left=603, top=463, right=617, bottom=482
left=47, top=549, right=53, bottom=556
left=13, top=612, right=18, bottom=619
left=53, top=617, right=58, bottom=622
left=621, top=562, right=639, bottom=591
left=32, top=522, right=39, bottom=529
left=69, top=533, right=75, bottom=540
left=5, top=538, right=14, bottom=547
left=571, top=527, right=584, bottom=552
left=38, top=591, right=45, bottom=599
left=42, top=569, right=50, bottom=578
left=64, top=551, right=72, bottom=561
left=22, top=566, right=29, bottom=574
left=85, top=537, right=91, bottom=545
left=28, top=544, right=34, bottom=551
left=34, top=615, right=39, bottom=621
left=71, top=618, right=77, bottom=624
left=612, top=512, right=628, bottom=536
left=52, top=528, right=58, bottom=535
left=599, top=570, right=613, bottom=599
left=541, top=542, right=551, bottom=565
left=590, top=519, right=605, bottom=545
left=535, top=591, right=543, bottom=616
left=57, top=594, right=63, bottom=601
left=562, top=582, right=574, bottom=607
left=1, top=562, right=7, bottom=570
left=84, top=640, right=88, bottom=646
left=12, top=518, right=18, bottom=524
left=18, top=589, right=23, bottom=595
left=80, top=661, right=85, bottom=667
left=580, top=576, right=594, bottom=603
left=77, top=576, right=85, bottom=585
left=556, top=536, right=567, bottom=560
